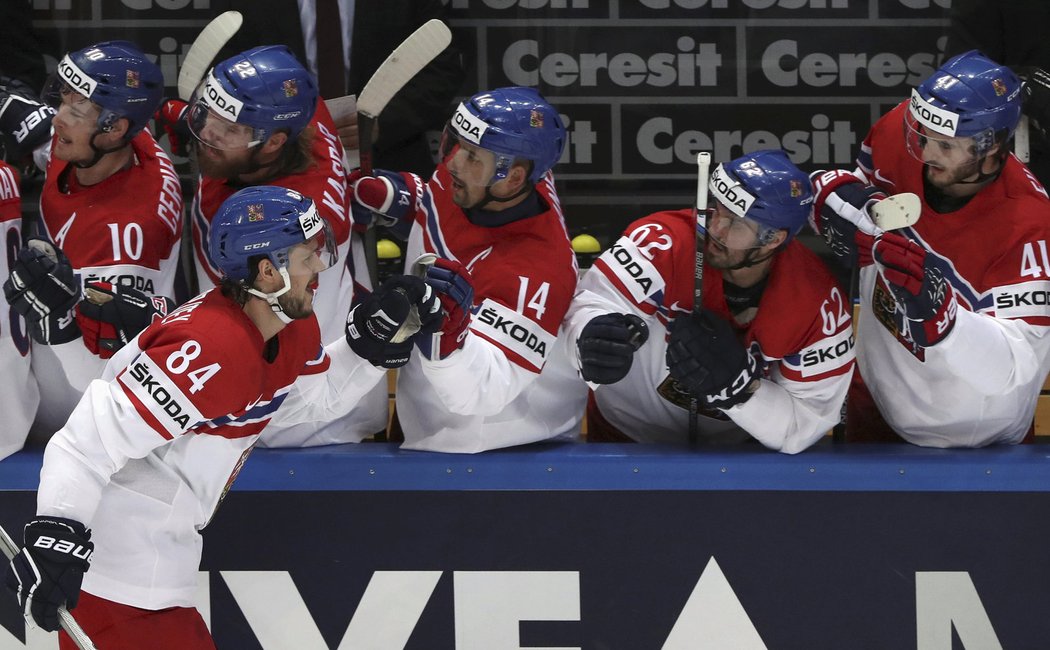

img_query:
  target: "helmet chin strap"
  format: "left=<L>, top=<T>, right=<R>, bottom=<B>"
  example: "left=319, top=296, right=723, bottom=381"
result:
left=246, top=267, right=295, bottom=324
left=73, top=130, right=128, bottom=169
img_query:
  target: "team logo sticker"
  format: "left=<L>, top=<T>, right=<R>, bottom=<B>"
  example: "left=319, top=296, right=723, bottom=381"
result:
left=283, top=79, right=298, bottom=97
left=126, top=69, right=140, bottom=88
left=247, top=203, right=264, bottom=222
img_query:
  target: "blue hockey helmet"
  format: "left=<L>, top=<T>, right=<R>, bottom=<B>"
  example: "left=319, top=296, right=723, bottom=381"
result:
left=906, top=50, right=1022, bottom=159
left=210, top=185, right=336, bottom=287
left=188, top=45, right=318, bottom=150
left=44, top=40, right=164, bottom=140
left=707, top=149, right=814, bottom=247
left=440, top=86, right=566, bottom=184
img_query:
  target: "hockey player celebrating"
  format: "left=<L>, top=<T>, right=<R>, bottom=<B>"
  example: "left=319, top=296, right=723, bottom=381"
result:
left=0, top=41, right=181, bottom=438
left=563, top=150, right=854, bottom=452
left=813, top=50, right=1050, bottom=446
left=171, top=45, right=387, bottom=445
left=349, top=86, right=587, bottom=452
left=3, top=185, right=435, bottom=648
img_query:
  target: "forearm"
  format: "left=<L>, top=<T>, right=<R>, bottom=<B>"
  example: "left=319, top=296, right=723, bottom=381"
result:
left=270, top=340, right=387, bottom=426
left=419, top=333, right=535, bottom=416
left=932, top=310, right=1050, bottom=394
left=726, top=372, right=850, bottom=454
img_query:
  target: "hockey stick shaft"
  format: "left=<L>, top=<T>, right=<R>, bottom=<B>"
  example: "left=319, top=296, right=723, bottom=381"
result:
left=1016, top=115, right=1031, bottom=163
left=0, top=523, right=97, bottom=650
left=355, top=19, right=451, bottom=288
left=689, top=152, right=711, bottom=443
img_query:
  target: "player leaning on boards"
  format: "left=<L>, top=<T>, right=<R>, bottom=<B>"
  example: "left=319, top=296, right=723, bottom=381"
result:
left=350, top=86, right=587, bottom=452
left=812, top=50, right=1050, bottom=447
left=0, top=41, right=181, bottom=438
left=564, top=150, right=854, bottom=453
left=3, top=186, right=436, bottom=649
left=163, top=44, right=389, bottom=445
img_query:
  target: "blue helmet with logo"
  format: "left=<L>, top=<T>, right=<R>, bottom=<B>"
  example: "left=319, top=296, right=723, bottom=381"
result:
left=45, top=40, right=164, bottom=140
left=191, top=45, right=318, bottom=147
left=909, top=50, right=1022, bottom=156
left=210, top=185, right=336, bottom=283
left=708, top=149, right=814, bottom=243
left=442, top=86, right=566, bottom=184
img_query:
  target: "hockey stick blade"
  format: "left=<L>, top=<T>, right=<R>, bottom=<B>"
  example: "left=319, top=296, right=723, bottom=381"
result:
left=356, top=19, right=452, bottom=119
left=870, top=192, right=920, bottom=231
left=0, top=524, right=98, bottom=650
left=177, top=11, right=243, bottom=101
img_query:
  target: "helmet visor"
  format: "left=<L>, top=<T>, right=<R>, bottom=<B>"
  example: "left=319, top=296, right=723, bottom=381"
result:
left=187, top=75, right=262, bottom=150
left=903, top=110, right=986, bottom=168
left=439, top=123, right=516, bottom=188
left=706, top=200, right=776, bottom=251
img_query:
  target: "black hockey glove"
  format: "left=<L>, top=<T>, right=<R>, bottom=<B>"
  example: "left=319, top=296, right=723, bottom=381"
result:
left=75, top=282, right=175, bottom=358
left=1016, top=66, right=1050, bottom=142
left=3, top=238, right=82, bottom=345
left=5, top=517, right=93, bottom=632
left=666, top=309, right=759, bottom=410
left=346, top=275, right=438, bottom=368
left=577, top=313, right=649, bottom=384
left=0, top=77, right=54, bottom=159
left=873, top=232, right=957, bottom=347
left=809, top=170, right=883, bottom=268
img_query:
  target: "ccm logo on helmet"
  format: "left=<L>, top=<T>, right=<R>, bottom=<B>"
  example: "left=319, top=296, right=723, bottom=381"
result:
left=57, top=57, right=96, bottom=97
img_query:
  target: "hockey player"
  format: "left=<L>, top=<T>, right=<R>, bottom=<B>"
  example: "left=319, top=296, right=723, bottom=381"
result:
left=563, top=150, right=854, bottom=452
left=0, top=159, right=36, bottom=460
left=172, top=44, right=387, bottom=445
left=349, top=86, right=587, bottom=452
left=0, top=41, right=181, bottom=438
left=812, top=50, right=1050, bottom=446
left=3, top=186, right=435, bottom=649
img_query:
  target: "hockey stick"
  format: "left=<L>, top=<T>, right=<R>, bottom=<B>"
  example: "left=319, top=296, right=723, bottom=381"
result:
left=0, top=523, right=97, bottom=650
left=689, top=152, right=711, bottom=444
left=356, top=19, right=453, bottom=291
left=177, top=11, right=243, bottom=102
left=1016, top=116, right=1031, bottom=163
left=870, top=192, right=921, bottom=232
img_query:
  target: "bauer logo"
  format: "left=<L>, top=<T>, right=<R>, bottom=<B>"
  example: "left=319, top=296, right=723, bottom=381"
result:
left=493, top=28, right=729, bottom=96
left=473, top=299, right=554, bottom=371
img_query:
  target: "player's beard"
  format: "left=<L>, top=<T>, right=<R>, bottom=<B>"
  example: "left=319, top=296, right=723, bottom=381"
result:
left=276, top=280, right=316, bottom=320
left=705, top=238, right=744, bottom=270
left=195, top=143, right=256, bottom=179
left=923, top=158, right=982, bottom=190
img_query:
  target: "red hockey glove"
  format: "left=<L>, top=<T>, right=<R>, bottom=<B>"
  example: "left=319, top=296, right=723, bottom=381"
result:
left=347, top=168, right=413, bottom=230
left=873, top=232, right=957, bottom=347
left=153, top=98, right=191, bottom=157
left=809, top=169, right=883, bottom=268
left=416, top=258, right=475, bottom=361
left=578, top=313, right=649, bottom=384
left=75, top=282, right=174, bottom=358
